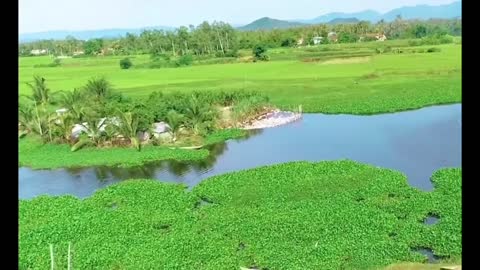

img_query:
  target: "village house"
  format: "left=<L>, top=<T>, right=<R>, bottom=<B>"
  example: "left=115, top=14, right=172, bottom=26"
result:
left=312, top=36, right=324, bottom=45
left=30, top=49, right=47, bottom=55
left=327, top=32, right=338, bottom=43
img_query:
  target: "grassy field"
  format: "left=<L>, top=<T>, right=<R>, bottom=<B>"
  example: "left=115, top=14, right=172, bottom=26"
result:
left=19, top=160, right=461, bottom=269
left=19, top=41, right=461, bottom=114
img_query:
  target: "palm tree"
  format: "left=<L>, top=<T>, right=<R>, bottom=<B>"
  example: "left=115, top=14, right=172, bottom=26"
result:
left=184, top=95, right=217, bottom=135
left=58, top=88, right=86, bottom=121
left=26, top=76, right=51, bottom=105
left=115, top=111, right=141, bottom=151
left=54, top=113, right=75, bottom=143
left=19, top=104, right=34, bottom=132
left=165, top=110, right=184, bottom=142
left=81, top=114, right=107, bottom=146
left=31, top=103, right=57, bottom=142
left=83, top=77, right=113, bottom=102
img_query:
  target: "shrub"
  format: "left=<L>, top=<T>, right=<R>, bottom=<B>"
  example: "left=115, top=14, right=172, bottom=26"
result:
left=338, top=33, right=359, bottom=43
left=33, top=58, right=61, bottom=68
left=175, top=54, right=193, bottom=67
left=53, top=58, right=61, bottom=66
left=253, top=45, right=269, bottom=62
left=427, top=47, right=441, bottom=53
left=224, top=49, right=239, bottom=58
left=408, top=39, right=421, bottom=46
left=281, top=37, right=297, bottom=47
left=420, top=34, right=454, bottom=46
left=119, top=58, right=133, bottom=69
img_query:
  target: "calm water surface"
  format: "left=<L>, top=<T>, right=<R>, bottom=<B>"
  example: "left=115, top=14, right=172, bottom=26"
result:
left=19, top=104, right=461, bottom=199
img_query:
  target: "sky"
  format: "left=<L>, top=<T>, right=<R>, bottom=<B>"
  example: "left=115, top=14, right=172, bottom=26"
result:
left=19, top=0, right=458, bottom=34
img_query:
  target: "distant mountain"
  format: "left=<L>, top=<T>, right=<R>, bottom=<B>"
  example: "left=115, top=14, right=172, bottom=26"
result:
left=299, top=10, right=380, bottom=24
left=295, top=1, right=461, bottom=24
left=20, top=1, right=461, bottom=41
left=327, top=18, right=360, bottom=25
left=19, top=26, right=175, bottom=43
left=238, top=17, right=305, bottom=31
left=382, top=1, right=461, bottom=21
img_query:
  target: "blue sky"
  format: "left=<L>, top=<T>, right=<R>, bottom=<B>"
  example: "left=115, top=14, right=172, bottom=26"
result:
left=19, top=0, right=458, bottom=33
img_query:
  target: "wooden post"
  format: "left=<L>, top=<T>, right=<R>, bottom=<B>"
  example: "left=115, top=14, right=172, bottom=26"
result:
left=50, top=244, right=54, bottom=270
left=68, top=242, right=71, bottom=270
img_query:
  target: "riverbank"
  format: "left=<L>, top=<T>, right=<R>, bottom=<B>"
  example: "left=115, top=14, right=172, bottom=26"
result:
left=19, top=160, right=462, bottom=269
left=19, top=129, right=246, bottom=169
left=241, top=109, right=302, bottom=130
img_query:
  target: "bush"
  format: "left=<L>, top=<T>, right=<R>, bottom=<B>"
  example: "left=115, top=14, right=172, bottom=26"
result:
left=33, top=58, right=61, bottom=68
left=419, top=35, right=454, bottom=46
left=408, top=39, right=421, bottom=46
left=338, top=33, right=359, bottom=43
left=427, top=47, right=441, bottom=53
left=253, top=45, right=269, bottom=62
left=119, top=58, right=133, bottom=69
left=281, top=37, right=297, bottom=47
left=175, top=54, right=193, bottom=67
left=224, top=49, right=239, bottom=58
left=53, top=58, right=61, bottom=66
left=194, top=57, right=237, bottom=66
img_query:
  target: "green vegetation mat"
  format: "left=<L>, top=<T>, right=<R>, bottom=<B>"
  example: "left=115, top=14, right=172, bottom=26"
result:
left=19, top=160, right=461, bottom=269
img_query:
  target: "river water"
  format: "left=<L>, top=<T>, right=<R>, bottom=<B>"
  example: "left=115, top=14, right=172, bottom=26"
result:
left=19, top=104, right=461, bottom=199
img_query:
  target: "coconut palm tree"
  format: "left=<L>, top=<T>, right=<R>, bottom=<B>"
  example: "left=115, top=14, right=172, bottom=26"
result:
left=84, top=118, right=107, bottom=146
left=53, top=113, right=75, bottom=143
left=19, top=103, right=34, bottom=132
left=184, top=95, right=217, bottom=135
left=26, top=76, right=51, bottom=105
left=31, top=103, right=57, bottom=142
left=58, top=88, right=86, bottom=121
left=115, top=111, right=141, bottom=151
left=83, top=77, right=113, bottom=102
left=165, top=110, right=184, bottom=142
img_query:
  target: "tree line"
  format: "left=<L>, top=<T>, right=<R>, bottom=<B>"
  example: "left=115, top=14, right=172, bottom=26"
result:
left=19, top=17, right=461, bottom=57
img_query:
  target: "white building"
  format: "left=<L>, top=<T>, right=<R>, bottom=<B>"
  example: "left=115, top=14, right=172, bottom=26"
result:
left=312, top=36, right=324, bottom=45
left=30, top=49, right=47, bottom=55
